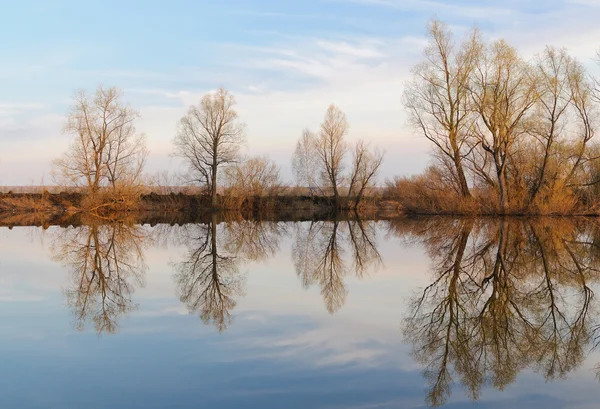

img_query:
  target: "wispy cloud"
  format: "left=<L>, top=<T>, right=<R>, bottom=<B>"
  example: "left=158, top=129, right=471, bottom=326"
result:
left=230, top=9, right=322, bottom=19
left=0, top=103, right=45, bottom=117
left=334, top=0, right=515, bottom=19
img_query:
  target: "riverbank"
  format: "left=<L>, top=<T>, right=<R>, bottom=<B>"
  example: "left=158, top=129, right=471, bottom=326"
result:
left=3, top=190, right=600, bottom=226
left=0, top=192, right=402, bottom=228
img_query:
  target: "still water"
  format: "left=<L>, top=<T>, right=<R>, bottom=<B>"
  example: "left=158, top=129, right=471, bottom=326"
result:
left=1, top=217, right=600, bottom=408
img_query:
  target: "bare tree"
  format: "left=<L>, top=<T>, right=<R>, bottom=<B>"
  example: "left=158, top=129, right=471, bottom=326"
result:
left=347, top=140, right=384, bottom=210
left=53, top=86, right=148, bottom=196
left=564, top=58, right=597, bottom=186
left=173, top=87, right=246, bottom=208
left=527, top=47, right=573, bottom=204
left=404, top=19, right=481, bottom=199
left=292, top=128, right=318, bottom=194
left=470, top=40, right=538, bottom=212
left=314, top=104, right=349, bottom=207
left=393, top=20, right=600, bottom=215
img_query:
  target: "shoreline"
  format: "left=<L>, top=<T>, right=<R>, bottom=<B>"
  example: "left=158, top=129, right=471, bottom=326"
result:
left=2, top=192, right=600, bottom=228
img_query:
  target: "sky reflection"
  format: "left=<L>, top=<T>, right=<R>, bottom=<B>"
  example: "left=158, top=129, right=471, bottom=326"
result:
left=1, top=218, right=600, bottom=408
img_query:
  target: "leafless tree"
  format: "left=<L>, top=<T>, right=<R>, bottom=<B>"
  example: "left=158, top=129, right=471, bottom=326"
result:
left=564, top=58, right=598, bottom=186
left=292, top=128, right=319, bottom=194
left=314, top=104, right=349, bottom=207
left=173, top=87, right=246, bottom=208
left=347, top=140, right=384, bottom=209
left=527, top=47, right=573, bottom=204
left=53, top=86, right=148, bottom=196
left=470, top=40, right=538, bottom=212
left=404, top=19, right=481, bottom=199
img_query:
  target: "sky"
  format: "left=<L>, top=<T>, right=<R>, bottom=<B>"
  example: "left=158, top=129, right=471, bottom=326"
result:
left=1, top=0, right=600, bottom=186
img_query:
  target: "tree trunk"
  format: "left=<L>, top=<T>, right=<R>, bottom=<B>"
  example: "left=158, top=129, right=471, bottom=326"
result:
left=211, top=213, right=217, bottom=264
left=497, top=165, right=508, bottom=214
left=451, top=140, right=471, bottom=199
left=354, top=185, right=367, bottom=211
left=529, top=140, right=553, bottom=206
left=453, top=220, right=472, bottom=275
left=333, top=188, right=340, bottom=209
left=211, top=161, right=218, bottom=208
left=332, top=176, right=340, bottom=210
left=455, top=156, right=471, bottom=199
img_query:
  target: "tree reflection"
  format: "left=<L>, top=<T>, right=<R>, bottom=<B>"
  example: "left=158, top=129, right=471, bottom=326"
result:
left=173, top=214, right=287, bottom=332
left=293, top=217, right=382, bottom=314
left=52, top=221, right=148, bottom=335
left=394, top=218, right=600, bottom=407
left=223, top=219, right=288, bottom=262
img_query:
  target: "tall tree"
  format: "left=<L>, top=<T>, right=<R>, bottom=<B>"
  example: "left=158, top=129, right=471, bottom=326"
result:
left=564, top=58, right=597, bottom=186
left=54, top=86, right=148, bottom=195
left=527, top=47, right=573, bottom=204
left=314, top=104, right=349, bottom=207
left=174, top=88, right=246, bottom=208
left=292, top=128, right=318, bottom=194
left=470, top=40, right=538, bottom=212
left=404, top=19, right=481, bottom=199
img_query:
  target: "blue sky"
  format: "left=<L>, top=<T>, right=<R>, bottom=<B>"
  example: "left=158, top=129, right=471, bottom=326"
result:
left=1, top=0, right=600, bottom=185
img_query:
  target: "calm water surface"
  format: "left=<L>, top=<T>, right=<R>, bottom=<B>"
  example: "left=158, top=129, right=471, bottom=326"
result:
left=1, top=217, right=600, bottom=408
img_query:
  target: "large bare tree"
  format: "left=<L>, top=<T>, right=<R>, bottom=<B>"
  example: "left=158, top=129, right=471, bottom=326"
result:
left=314, top=104, right=349, bottom=207
left=527, top=47, right=573, bottom=204
left=53, top=86, right=148, bottom=195
left=470, top=40, right=538, bottom=213
left=564, top=58, right=597, bottom=187
left=295, top=105, right=384, bottom=209
left=404, top=19, right=481, bottom=199
left=174, top=88, right=246, bottom=208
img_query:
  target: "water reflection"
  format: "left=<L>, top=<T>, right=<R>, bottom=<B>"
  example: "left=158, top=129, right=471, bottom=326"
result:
left=172, top=214, right=288, bottom=331
left=393, top=218, right=600, bottom=407
left=293, top=218, right=382, bottom=314
left=51, top=221, right=148, bottom=334
left=43, top=214, right=600, bottom=407
left=173, top=216, right=243, bottom=332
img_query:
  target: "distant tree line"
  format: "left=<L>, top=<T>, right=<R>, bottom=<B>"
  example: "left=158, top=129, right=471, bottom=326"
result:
left=49, top=18, right=600, bottom=215
left=51, top=85, right=384, bottom=213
